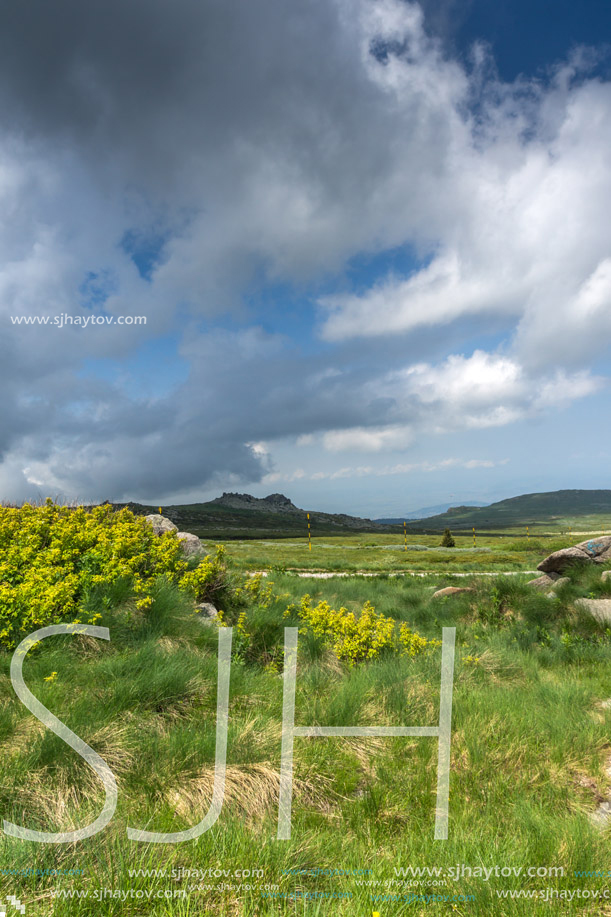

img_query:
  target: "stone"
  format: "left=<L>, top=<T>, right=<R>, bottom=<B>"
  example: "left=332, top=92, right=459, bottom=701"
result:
left=593, top=548, right=611, bottom=565
left=543, top=577, right=571, bottom=598
left=144, top=514, right=178, bottom=535
left=527, top=573, right=560, bottom=590
left=574, top=598, right=611, bottom=625
left=537, top=546, right=591, bottom=574
left=432, top=586, right=474, bottom=599
left=602, top=571, right=611, bottom=583
left=575, top=535, right=611, bottom=558
left=176, top=531, right=208, bottom=558
left=195, top=602, right=219, bottom=625
left=589, top=800, right=611, bottom=829
left=550, top=576, right=570, bottom=590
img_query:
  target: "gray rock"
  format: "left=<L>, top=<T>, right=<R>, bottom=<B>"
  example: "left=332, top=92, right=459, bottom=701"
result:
left=575, top=535, right=611, bottom=558
left=432, top=586, right=474, bottom=599
left=537, top=547, right=591, bottom=574
left=144, top=514, right=178, bottom=535
left=195, top=602, right=219, bottom=625
left=574, top=598, right=611, bottom=625
left=527, top=573, right=560, bottom=590
left=176, top=531, right=208, bottom=558
left=593, top=547, right=611, bottom=565
left=551, top=576, right=570, bottom=590
left=544, top=577, right=570, bottom=598
left=589, top=800, right=611, bottom=829
left=602, top=571, right=611, bottom=583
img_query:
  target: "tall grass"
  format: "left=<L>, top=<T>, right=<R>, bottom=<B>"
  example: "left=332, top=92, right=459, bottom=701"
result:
left=0, top=564, right=610, bottom=914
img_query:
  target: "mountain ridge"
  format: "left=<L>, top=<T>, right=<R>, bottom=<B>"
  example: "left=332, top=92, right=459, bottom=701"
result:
left=105, top=492, right=393, bottom=539
left=402, top=489, right=611, bottom=531
left=101, top=488, right=611, bottom=539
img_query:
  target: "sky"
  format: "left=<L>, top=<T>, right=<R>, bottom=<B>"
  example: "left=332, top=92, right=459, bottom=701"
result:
left=0, top=0, right=610, bottom=517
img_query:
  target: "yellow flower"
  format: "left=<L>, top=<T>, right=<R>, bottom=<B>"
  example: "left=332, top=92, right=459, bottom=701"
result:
left=293, top=594, right=435, bottom=666
left=0, top=501, right=221, bottom=649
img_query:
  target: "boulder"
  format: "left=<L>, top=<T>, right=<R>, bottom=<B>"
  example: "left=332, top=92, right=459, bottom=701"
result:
left=543, top=576, right=571, bottom=598
left=432, top=586, right=474, bottom=599
left=590, top=800, right=611, bottom=829
left=537, top=547, right=591, bottom=574
left=575, top=536, right=611, bottom=559
left=176, top=531, right=208, bottom=558
left=145, top=514, right=178, bottom=536
left=527, top=573, right=560, bottom=590
left=593, top=548, right=611, bottom=565
left=195, top=602, right=219, bottom=625
left=545, top=579, right=571, bottom=598
left=550, top=576, right=570, bottom=590
left=574, top=598, right=611, bottom=625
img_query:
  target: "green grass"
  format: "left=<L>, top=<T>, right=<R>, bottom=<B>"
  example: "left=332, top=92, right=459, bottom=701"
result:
left=1, top=557, right=611, bottom=914
left=217, top=531, right=591, bottom=574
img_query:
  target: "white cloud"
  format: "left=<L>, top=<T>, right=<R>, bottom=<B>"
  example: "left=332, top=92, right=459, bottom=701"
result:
left=323, top=425, right=414, bottom=452
left=317, top=35, right=611, bottom=373
left=302, top=456, right=509, bottom=481
left=378, top=350, right=603, bottom=434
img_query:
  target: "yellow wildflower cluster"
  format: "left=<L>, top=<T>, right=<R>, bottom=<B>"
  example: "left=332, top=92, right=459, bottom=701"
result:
left=0, top=500, right=190, bottom=648
left=290, top=594, right=440, bottom=666
left=233, top=572, right=275, bottom=608
left=398, top=622, right=435, bottom=657
left=178, top=545, right=228, bottom=602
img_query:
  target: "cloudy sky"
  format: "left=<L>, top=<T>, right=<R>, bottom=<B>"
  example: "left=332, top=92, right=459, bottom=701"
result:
left=1, top=0, right=610, bottom=516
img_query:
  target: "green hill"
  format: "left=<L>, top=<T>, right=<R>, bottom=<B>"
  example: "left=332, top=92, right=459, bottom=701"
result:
left=403, top=489, right=611, bottom=532
left=106, top=492, right=399, bottom=540
left=102, top=488, right=611, bottom=539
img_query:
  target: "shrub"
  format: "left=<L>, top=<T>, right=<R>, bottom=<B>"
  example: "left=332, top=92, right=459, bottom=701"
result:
left=0, top=500, right=227, bottom=649
left=440, top=528, right=455, bottom=548
left=178, top=545, right=230, bottom=604
left=287, top=594, right=439, bottom=666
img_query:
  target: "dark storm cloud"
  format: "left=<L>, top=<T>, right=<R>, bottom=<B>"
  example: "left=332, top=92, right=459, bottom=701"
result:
left=0, top=0, right=365, bottom=188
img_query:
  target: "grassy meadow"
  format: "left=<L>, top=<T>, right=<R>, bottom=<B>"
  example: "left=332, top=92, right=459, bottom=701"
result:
left=219, top=531, right=592, bottom=574
left=1, top=523, right=611, bottom=915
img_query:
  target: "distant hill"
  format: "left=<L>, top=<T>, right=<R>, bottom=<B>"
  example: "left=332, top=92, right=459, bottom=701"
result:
left=100, top=488, right=611, bottom=539
left=208, top=492, right=300, bottom=513
left=105, top=492, right=398, bottom=540
left=377, top=500, right=489, bottom=523
left=403, top=489, right=611, bottom=532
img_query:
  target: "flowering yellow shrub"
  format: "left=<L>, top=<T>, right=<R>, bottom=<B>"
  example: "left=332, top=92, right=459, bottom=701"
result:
left=398, top=622, right=436, bottom=657
left=178, top=545, right=228, bottom=602
left=0, top=500, right=192, bottom=648
left=289, top=594, right=440, bottom=666
left=232, top=572, right=275, bottom=608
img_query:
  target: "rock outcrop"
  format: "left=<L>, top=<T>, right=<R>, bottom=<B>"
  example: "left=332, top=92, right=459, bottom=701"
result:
left=537, top=536, right=611, bottom=574
left=432, top=586, right=474, bottom=599
left=195, top=602, right=220, bottom=625
left=527, top=573, right=570, bottom=596
left=527, top=572, right=560, bottom=590
left=176, top=531, right=208, bottom=558
left=576, top=535, right=611, bottom=564
left=537, top=546, right=591, bottom=574
left=144, top=514, right=178, bottom=535
left=144, top=515, right=208, bottom=558
left=574, top=598, right=611, bottom=625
